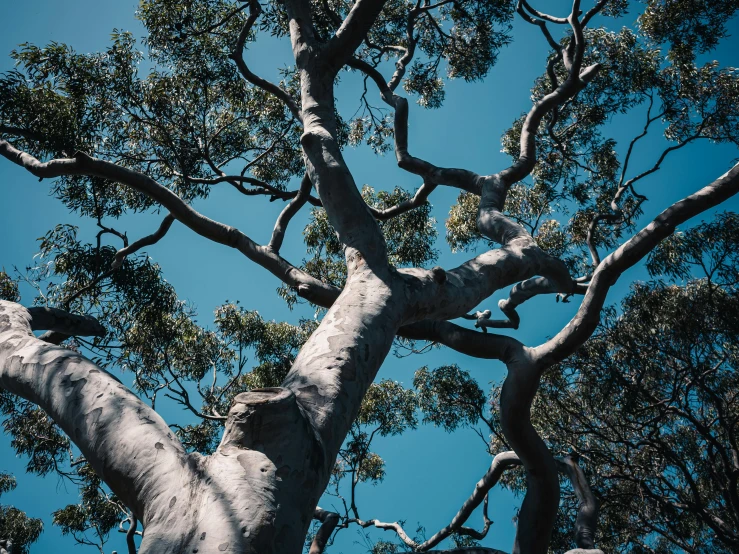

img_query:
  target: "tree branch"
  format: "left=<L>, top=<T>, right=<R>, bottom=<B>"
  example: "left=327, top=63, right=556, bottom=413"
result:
left=348, top=56, right=481, bottom=194
left=0, top=301, right=188, bottom=523
left=367, top=181, right=437, bottom=221
left=26, top=307, right=106, bottom=337
left=323, top=0, right=391, bottom=71
left=0, top=139, right=339, bottom=307
left=229, top=0, right=303, bottom=123
left=269, top=173, right=312, bottom=253
left=555, top=455, right=599, bottom=550
left=310, top=508, right=340, bottom=554
left=111, top=214, right=175, bottom=269
left=499, top=3, right=601, bottom=187
left=355, top=450, right=603, bottom=553
left=533, top=161, right=739, bottom=367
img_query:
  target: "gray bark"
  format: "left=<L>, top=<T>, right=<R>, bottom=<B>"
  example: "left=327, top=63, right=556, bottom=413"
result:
left=2, top=0, right=739, bottom=552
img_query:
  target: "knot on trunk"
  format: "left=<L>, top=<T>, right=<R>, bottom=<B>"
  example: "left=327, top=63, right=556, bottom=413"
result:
left=219, top=388, right=305, bottom=452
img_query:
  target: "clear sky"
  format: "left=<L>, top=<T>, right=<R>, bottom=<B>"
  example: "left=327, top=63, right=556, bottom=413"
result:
left=0, top=2, right=738, bottom=553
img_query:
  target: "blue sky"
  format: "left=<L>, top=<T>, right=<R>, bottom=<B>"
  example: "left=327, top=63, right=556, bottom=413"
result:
left=0, top=2, right=738, bottom=553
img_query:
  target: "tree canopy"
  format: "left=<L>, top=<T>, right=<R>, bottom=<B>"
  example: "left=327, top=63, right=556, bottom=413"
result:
left=1, top=0, right=738, bottom=553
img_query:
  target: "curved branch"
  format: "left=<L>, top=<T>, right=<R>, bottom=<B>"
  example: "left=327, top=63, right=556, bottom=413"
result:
left=517, top=2, right=561, bottom=51
left=520, top=1, right=569, bottom=24
left=182, top=173, right=322, bottom=206
left=269, top=173, right=312, bottom=253
left=0, top=301, right=188, bottom=522
left=310, top=508, right=340, bottom=554
left=126, top=515, right=138, bottom=554
left=397, top=320, right=525, bottom=363
left=112, top=214, right=175, bottom=269
left=229, top=0, right=303, bottom=123
left=368, top=181, right=437, bottom=221
left=493, top=276, right=586, bottom=329
left=415, top=451, right=520, bottom=550
left=556, top=455, right=598, bottom=550
left=0, top=139, right=339, bottom=307
left=347, top=57, right=481, bottom=194
left=499, top=3, right=601, bottom=187
left=353, top=450, right=603, bottom=553
left=533, top=161, right=739, bottom=366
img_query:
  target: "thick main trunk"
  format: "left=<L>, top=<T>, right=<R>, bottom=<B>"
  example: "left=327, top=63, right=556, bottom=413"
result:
left=1, top=263, right=406, bottom=554
left=138, top=389, right=322, bottom=554
left=139, top=265, right=406, bottom=553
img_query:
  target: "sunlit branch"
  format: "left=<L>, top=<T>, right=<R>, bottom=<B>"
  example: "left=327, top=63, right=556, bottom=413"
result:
left=309, top=508, right=340, bottom=554
left=521, top=1, right=569, bottom=24
left=0, top=301, right=188, bottom=522
left=269, top=173, right=312, bottom=253
left=534, top=161, right=739, bottom=367
left=118, top=515, right=142, bottom=554
left=229, top=0, right=303, bottom=123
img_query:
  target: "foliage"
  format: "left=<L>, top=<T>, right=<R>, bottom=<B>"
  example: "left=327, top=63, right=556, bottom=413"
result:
left=0, top=473, right=43, bottom=554
left=489, top=215, right=739, bottom=552
left=52, top=464, right=125, bottom=552
left=0, top=0, right=738, bottom=551
left=414, top=365, right=484, bottom=432
left=0, top=272, right=19, bottom=303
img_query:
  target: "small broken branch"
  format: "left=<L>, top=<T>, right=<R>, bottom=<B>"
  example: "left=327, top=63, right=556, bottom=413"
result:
left=27, top=306, right=106, bottom=337
left=112, top=214, right=175, bottom=269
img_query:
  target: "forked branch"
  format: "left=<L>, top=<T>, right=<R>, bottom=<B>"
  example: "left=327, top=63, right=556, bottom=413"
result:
left=229, top=0, right=303, bottom=123
left=354, top=450, right=602, bottom=553
left=0, top=138, right=339, bottom=307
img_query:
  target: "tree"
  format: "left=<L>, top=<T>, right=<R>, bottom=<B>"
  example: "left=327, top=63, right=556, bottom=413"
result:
left=488, top=214, right=739, bottom=553
left=0, top=472, right=43, bottom=554
left=0, top=0, right=738, bottom=553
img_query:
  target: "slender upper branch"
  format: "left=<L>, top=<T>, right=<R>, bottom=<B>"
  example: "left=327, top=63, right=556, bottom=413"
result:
left=348, top=57, right=482, bottom=194
left=499, top=2, right=603, bottom=186
left=368, top=181, right=437, bottom=221
left=533, top=161, right=739, bottom=367
left=111, top=213, right=175, bottom=269
left=269, top=173, right=312, bottom=253
left=229, top=0, right=303, bottom=123
left=0, top=138, right=339, bottom=306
